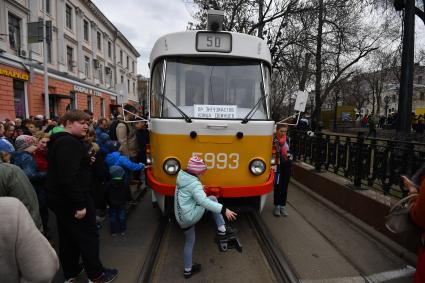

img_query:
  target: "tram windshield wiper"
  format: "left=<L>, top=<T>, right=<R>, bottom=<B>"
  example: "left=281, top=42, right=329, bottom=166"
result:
left=241, top=82, right=266, bottom=124
left=163, top=95, right=192, bottom=123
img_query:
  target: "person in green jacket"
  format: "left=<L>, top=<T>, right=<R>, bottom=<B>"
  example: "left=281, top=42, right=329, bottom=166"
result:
left=174, top=155, right=237, bottom=279
left=0, top=158, right=43, bottom=231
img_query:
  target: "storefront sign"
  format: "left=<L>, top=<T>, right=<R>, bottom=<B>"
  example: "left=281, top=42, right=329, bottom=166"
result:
left=194, top=104, right=237, bottom=119
left=0, top=68, right=29, bottom=80
left=73, top=85, right=102, bottom=97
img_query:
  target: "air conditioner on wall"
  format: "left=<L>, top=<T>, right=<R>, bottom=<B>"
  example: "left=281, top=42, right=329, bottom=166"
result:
left=18, top=48, right=27, bottom=57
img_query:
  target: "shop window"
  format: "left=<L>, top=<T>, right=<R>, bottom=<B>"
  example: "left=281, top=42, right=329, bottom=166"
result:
left=8, top=13, right=21, bottom=50
left=84, top=56, right=90, bottom=78
left=84, top=20, right=89, bottom=41
left=87, top=95, right=92, bottom=111
left=97, top=31, right=101, bottom=50
left=65, top=4, right=72, bottom=30
left=67, top=46, right=74, bottom=72
left=13, top=80, right=26, bottom=118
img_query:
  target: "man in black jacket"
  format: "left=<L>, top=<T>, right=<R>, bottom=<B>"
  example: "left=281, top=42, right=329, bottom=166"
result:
left=47, top=110, right=118, bottom=283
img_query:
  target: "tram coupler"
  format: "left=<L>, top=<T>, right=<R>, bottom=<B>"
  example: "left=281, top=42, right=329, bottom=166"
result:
left=215, top=227, right=242, bottom=253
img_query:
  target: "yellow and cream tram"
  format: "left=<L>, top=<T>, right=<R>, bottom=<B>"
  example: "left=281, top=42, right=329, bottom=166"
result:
left=146, top=11, right=275, bottom=214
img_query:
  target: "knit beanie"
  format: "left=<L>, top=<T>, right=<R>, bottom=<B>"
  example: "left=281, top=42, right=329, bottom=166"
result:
left=15, top=135, right=37, bottom=151
left=109, top=165, right=125, bottom=180
left=0, top=138, right=14, bottom=153
left=186, top=155, right=207, bottom=175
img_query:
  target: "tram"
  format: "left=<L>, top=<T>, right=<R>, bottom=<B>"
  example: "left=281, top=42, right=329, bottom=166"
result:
left=146, top=10, right=275, bottom=214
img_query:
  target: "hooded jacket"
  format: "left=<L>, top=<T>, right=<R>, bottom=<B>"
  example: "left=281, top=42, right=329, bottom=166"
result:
left=46, top=132, right=91, bottom=210
left=174, top=170, right=223, bottom=229
left=0, top=160, right=43, bottom=231
left=105, top=151, right=144, bottom=171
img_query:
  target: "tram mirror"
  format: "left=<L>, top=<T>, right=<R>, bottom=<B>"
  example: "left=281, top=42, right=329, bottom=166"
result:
left=294, top=90, right=309, bottom=112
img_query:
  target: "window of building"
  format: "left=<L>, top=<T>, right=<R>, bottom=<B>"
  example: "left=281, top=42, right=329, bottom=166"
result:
left=97, top=31, right=101, bottom=50
left=108, top=70, right=113, bottom=86
left=108, top=41, right=112, bottom=58
left=421, top=92, right=425, bottom=101
left=13, top=80, right=26, bottom=118
left=127, top=79, right=130, bottom=92
left=100, top=98, right=105, bottom=117
left=121, top=75, right=124, bottom=84
left=99, top=63, right=103, bottom=84
left=44, top=0, right=51, bottom=14
left=419, top=76, right=423, bottom=85
left=8, top=13, right=21, bottom=50
left=83, top=20, right=89, bottom=41
left=126, top=56, right=129, bottom=69
left=65, top=4, right=72, bottom=29
left=67, top=46, right=73, bottom=72
left=46, top=41, right=52, bottom=63
left=119, top=50, right=123, bottom=64
left=133, top=82, right=135, bottom=94
left=87, top=95, right=92, bottom=111
left=84, top=56, right=90, bottom=78
left=132, top=61, right=134, bottom=73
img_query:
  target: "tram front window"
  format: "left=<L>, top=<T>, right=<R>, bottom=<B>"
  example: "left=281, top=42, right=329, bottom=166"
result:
left=153, top=58, right=269, bottom=120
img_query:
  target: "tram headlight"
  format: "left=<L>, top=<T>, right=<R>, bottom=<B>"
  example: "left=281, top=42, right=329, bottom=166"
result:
left=163, top=158, right=180, bottom=175
left=249, top=159, right=266, bottom=176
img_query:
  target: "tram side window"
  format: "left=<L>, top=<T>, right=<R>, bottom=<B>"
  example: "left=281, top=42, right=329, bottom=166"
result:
left=185, top=71, right=204, bottom=105
left=227, top=79, right=255, bottom=108
left=151, top=61, right=163, bottom=117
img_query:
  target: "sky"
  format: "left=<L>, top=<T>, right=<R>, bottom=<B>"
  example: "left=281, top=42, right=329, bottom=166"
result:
left=92, top=1, right=425, bottom=79
left=92, top=0, right=194, bottom=78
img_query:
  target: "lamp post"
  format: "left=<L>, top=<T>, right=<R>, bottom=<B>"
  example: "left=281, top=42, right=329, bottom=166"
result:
left=395, top=0, right=415, bottom=139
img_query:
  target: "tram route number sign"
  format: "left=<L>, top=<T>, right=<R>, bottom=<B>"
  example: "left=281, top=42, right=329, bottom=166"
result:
left=196, top=32, right=232, bottom=53
left=194, top=104, right=237, bottom=119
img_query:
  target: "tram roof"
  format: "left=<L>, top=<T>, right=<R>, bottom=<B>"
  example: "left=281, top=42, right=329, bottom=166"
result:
left=149, top=31, right=272, bottom=68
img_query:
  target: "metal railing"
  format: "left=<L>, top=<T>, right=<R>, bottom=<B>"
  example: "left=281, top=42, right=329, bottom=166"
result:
left=290, top=130, right=425, bottom=198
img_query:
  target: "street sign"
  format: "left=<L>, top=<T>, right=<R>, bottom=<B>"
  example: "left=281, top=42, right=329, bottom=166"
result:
left=27, top=21, right=52, bottom=43
left=294, top=90, right=309, bottom=112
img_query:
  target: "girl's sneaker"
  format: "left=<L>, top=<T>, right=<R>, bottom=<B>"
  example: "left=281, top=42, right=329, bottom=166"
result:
left=183, top=263, right=201, bottom=278
left=280, top=206, right=288, bottom=217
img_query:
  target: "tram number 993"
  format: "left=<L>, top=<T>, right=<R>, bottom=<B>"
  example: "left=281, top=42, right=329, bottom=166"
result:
left=192, top=152, right=239, bottom=170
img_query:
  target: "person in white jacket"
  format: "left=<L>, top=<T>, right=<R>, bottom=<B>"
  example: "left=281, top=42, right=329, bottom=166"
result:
left=174, top=155, right=237, bottom=279
left=0, top=197, right=59, bottom=283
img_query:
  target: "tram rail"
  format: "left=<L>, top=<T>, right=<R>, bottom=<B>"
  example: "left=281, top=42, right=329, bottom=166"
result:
left=247, top=212, right=300, bottom=283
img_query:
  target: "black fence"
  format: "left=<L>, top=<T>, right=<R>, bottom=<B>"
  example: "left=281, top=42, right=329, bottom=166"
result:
left=290, top=130, right=425, bottom=198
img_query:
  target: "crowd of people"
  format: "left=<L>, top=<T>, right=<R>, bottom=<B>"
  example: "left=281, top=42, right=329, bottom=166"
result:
left=0, top=104, right=149, bottom=283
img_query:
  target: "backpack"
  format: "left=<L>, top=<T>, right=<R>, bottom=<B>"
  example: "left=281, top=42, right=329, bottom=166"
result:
left=109, top=120, right=129, bottom=141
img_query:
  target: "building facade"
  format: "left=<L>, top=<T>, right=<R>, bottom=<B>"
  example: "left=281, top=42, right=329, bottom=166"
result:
left=0, top=0, right=140, bottom=120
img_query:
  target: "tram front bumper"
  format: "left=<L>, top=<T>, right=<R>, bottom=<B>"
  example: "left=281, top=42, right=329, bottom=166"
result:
left=146, top=169, right=274, bottom=198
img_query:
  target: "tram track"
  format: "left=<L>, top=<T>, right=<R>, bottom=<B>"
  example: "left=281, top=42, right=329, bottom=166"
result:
left=246, top=212, right=301, bottom=283
left=137, top=216, right=170, bottom=283
left=136, top=211, right=301, bottom=283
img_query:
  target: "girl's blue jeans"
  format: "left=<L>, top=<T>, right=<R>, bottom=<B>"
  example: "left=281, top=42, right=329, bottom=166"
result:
left=183, top=195, right=225, bottom=269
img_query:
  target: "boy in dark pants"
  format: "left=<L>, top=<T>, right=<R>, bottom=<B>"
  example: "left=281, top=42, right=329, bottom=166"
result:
left=47, top=110, right=118, bottom=283
left=106, top=166, right=127, bottom=236
left=273, top=124, right=293, bottom=217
